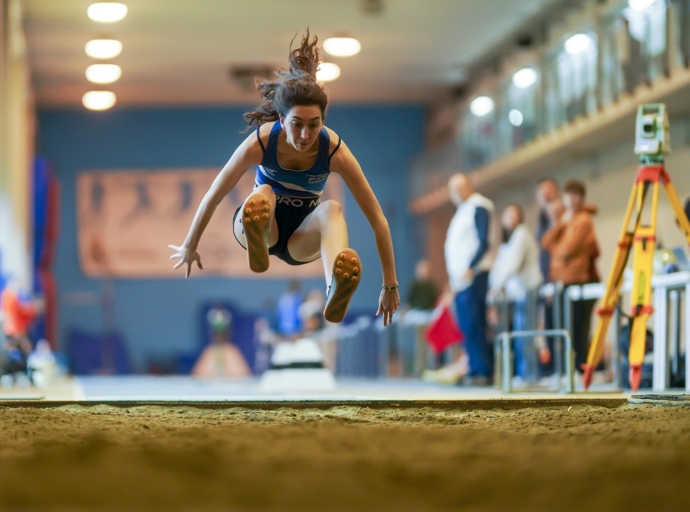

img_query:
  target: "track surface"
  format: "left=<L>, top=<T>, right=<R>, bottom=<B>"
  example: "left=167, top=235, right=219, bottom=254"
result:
left=0, top=402, right=688, bottom=511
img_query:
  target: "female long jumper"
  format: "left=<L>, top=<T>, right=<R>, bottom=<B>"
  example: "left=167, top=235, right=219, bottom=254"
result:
left=169, top=31, right=400, bottom=325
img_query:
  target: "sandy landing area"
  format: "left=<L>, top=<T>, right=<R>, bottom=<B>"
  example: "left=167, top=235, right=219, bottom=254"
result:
left=0, top=403, right=689, bottom=511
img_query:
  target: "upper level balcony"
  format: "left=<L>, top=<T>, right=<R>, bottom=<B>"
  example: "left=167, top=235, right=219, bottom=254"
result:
left=410, top=0, right=690, bottom=214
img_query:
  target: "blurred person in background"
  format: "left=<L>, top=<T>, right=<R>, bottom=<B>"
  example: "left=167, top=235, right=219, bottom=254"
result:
left=535, top=178, right=599, bottom=377
left=1, top=280, right=44, bottom=383
left=488, top=204, right=543, bottom=382
left=298, top=289, right=337, bottom=370
left=406, top=259, right=438, bottom=312
left=443, top=174, right=494, bottom=385
left=535, top=179, right=561, bottom=377
left=535, top=178, right=560, bottom=284
left=277, top=280, right=303, bottom=337
left=685, top=197, right=689, bottom=222
left=192, top=307, right=251, bottom=378
left=541, top=180, right=600, bottom=372
left=169, top=30, right=400, bottom=326
left=298, top=288, right=326, bottom=332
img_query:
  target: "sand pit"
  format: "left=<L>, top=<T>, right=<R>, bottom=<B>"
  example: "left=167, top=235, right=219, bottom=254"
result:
left=0, top=402, right=689, bottom=511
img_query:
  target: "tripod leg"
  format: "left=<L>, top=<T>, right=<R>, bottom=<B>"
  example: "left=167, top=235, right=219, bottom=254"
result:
left=583, top=182, right=640, bottom=389
left=663, top=181, right=690, bottom=244
left=629, top=226, right=656, bottom=391
left=628, top=182, right=660, bottom=391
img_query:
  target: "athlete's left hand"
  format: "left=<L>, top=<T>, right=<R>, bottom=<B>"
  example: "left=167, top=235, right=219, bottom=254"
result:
left=376, top=288, right=400, bottom=327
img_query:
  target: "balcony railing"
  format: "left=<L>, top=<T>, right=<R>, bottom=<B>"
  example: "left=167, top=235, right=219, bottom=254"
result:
left=410, top=0, right=690, bottom=214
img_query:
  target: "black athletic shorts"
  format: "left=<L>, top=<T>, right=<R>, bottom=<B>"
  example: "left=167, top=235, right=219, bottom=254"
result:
left=233, top=193, right=321, bottom=266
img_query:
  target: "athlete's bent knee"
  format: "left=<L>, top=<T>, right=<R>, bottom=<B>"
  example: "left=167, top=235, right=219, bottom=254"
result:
left=320, top=199, right=343, bottom=218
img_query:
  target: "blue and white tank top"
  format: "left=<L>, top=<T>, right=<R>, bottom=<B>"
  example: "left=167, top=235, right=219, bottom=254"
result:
left=255, top=121, right=341, bottom=198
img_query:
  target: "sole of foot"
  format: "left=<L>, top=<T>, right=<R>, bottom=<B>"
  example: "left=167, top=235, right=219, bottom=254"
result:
left=242, top=191, right=272, bottom=273
left=323, top=248, right=362, bottom=323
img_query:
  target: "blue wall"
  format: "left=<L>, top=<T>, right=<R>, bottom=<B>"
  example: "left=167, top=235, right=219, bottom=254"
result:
left=37, top=105, right=426, bottom=372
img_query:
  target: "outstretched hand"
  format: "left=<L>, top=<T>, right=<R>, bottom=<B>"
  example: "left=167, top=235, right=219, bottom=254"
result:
left=168, top=244, right=203, bottom=278
left=376, top=288, right=400, bottom=327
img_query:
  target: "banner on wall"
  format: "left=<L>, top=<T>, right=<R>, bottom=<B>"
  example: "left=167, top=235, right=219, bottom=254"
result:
left=76, top=168, right=343, bottom=278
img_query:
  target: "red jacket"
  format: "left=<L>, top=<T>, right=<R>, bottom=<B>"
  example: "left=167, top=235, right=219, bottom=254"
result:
left=1, top=289, right=37, bottom=337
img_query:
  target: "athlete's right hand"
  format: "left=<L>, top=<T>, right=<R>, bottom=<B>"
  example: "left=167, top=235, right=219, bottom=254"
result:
left=168, top=244, right=203, bottom=278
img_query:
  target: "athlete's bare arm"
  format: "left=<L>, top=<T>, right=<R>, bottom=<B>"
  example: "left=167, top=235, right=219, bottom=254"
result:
left=328, top=137, right=400, bottom=323
left=169, top=127, right=266, bottom=277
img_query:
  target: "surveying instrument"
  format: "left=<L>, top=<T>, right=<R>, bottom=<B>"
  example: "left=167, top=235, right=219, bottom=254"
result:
left=583, top=104, right=690, bottom=391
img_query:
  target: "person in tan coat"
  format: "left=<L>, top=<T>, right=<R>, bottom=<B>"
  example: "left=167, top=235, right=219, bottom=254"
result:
left=541, top=180, right=600, bottom=371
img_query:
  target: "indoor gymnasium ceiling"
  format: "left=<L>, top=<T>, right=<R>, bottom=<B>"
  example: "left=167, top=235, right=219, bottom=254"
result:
left=24, top=0, right=558, bottom=107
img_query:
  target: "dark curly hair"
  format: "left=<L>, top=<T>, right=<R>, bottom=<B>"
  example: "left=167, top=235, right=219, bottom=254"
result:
left=564, top=180, right=586, bottom=198
left=243, top=29, right=329, bottom=131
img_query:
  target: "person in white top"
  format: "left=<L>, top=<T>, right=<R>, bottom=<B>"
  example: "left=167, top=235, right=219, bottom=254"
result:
left=489, top=205, right=542, bottom=301
left=489, top=204, right=543, bottom=380
left=444, top=174, right=494, bottom=383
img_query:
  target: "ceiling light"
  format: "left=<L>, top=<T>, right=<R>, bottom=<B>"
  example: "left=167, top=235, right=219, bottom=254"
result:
left=509, top=109, right=524, bottom=127
left=87, top=3, right=128, bottom=23
left=628, top=0, right=657, bottom=11
left=86, top=64, right=122, bottom=84
left=564, top=33, right=593, bottom=55
left=85, top=39, right=122, bottom=59
left=512, top=68, right=537, bottom=89
left=470, top=96, right=494, bottom=117
left=83, top=91, right=116, bottom=111
left=317, top=63, right=341, bottom=82
left=323, top=37, right=361, bottom=57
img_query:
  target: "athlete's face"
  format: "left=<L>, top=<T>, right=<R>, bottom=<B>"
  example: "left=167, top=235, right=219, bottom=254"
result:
left=280, top=105, right=323, bottom=152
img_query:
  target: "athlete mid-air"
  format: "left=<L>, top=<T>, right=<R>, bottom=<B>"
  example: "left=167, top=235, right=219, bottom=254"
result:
left=169, top=30, right=400, bottom=325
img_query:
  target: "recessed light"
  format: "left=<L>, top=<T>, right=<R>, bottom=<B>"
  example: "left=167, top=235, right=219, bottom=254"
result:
left=470, top=96, right=494, bottom=117
left=317, top=63, right=341, bottom=82
left=87, top=3, right=128, bottom=23
left=85, top=39, right=122, bottom=59
left=86, top=64, right=122, bottom=84
left=512, top=68, right=537, bottom=89
left=564, top=33, right=593, bottom=55
left=323, top=37, right=361, bottom=57
left=83, top=91, right=116, bottom=110
left=509, top=109, right=524, bottom=127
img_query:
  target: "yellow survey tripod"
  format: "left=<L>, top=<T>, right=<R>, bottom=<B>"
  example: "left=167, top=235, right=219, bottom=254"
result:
left=583, top=104, right=690, bottom=391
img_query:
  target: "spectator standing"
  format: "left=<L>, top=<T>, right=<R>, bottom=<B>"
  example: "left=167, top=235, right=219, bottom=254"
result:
left=489, top=205, right=543, bottom=380
left=535, top=178, right=560, bottom=284
left=444, top=174, right=494, bottom=384
left=541, top=180, right=600, bottom=371
left=535, top=178, right=561, bottom=377
left=277, top=280, right=303, bottom=337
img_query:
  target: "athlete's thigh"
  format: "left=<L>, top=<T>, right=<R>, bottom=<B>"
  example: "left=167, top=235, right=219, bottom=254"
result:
left=285, top=208, right=323, bottom=262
